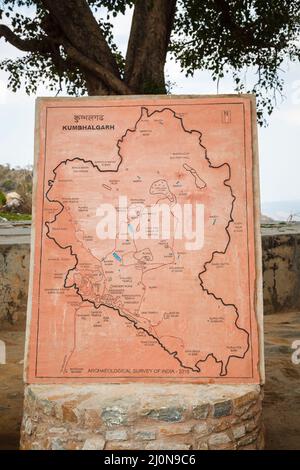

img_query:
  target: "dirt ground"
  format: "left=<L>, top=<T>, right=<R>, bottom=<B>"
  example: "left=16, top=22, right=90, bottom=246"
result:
left=0, top=320, right=25, bottom=450
left=0, top=312, right=300, bottom=450
left=263, top=311, right=300, bottom=449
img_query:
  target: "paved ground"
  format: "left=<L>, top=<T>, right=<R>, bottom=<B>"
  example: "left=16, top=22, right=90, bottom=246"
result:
left=261, top=221, right=300, bottom=236
left=0, top=312, right=300, bottom=450
left=0, top=221, right=31, bottom=245
left=1, top=220, right=299, bottom=246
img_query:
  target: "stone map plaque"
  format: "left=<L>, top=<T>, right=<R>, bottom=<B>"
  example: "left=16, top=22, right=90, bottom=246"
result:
left=25, top=95, right=263, bottom=383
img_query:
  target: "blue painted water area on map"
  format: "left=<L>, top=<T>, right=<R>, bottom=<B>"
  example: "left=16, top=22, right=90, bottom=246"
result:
left=113, top=252, right=122, bottom=262
left=128, top=223, right=134, bottom=233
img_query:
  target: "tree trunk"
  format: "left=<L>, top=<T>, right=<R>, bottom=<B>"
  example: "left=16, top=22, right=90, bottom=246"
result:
left=124, top=0, right=177, bottom=94
left=42, top=0, right=120, bottom=94
left=85, top=73, right=111, bottom=95
left=1, top=0, right=178, bottom=96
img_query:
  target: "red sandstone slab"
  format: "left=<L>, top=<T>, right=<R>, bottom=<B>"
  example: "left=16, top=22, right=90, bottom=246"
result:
left=24, top=95, right=264, bottom=384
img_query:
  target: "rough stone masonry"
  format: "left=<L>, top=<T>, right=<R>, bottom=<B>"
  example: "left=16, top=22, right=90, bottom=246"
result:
left=0, top=243, right=29, bottom=325
left=20, top=383, right=264, bottom=450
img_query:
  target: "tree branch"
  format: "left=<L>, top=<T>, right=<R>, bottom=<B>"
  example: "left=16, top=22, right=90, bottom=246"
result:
left=0, top=24, right=52, bottom=53
left=65, top=43, right=132, bottom=95
left=0, top=18, right=131, bottom=95
left=41, top=0, right=120, bottom=78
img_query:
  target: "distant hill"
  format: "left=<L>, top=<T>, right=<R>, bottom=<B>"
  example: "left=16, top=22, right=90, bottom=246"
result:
left=261, top=200, right=300, bottom=222
left=261, top=214, right=274, bottom=223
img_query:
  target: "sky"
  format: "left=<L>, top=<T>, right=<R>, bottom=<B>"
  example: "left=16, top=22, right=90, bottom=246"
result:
left=0, top=8, right=299, bottom=207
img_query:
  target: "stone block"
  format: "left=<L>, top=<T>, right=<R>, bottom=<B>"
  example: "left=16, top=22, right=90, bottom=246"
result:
left=146, top=407, right=183, bottom=422
left=101, top=407, right=127, bottom=426
left=105, top=430, right=128, bottom=441
left=233, top=425, right=246, bottom=440
left=82, top=437, right=105, bottom=450
left=192, top=403, right=210, bottom=419
left=145, top=440, right=192, bottom=450
left=134, top=430, right=156, bottom=441
left=158, top=423, right=192, bottom=436
left=193, top=422, right=209, bottom=436
left=213, top=400, right=233, bottom=418
left=208, top=432, right=231, bottom=446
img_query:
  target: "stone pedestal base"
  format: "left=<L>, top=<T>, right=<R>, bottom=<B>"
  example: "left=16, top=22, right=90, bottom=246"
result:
left=20, top=383, right=264, bottom=450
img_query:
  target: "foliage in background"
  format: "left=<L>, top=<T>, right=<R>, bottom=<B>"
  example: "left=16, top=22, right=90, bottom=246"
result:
left=0, top=190, right=6, bottom=206
left=0, top=211, right=31, bottom=220
left=0, top=164, right=33, bottom=214
left=0, top=1, right=299, bottom=124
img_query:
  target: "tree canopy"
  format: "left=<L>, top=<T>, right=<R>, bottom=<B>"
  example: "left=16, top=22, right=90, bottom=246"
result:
left=0, top=0, right=299, bottom=123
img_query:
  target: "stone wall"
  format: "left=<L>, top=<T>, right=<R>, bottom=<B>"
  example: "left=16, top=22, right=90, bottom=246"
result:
left=0, top=244, right=29, bottom=325
left=1, top=227, right=300, bottom=323
left=262, top=232, right=300, bottom=314
left=20, top=383, right=264, bottom=450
